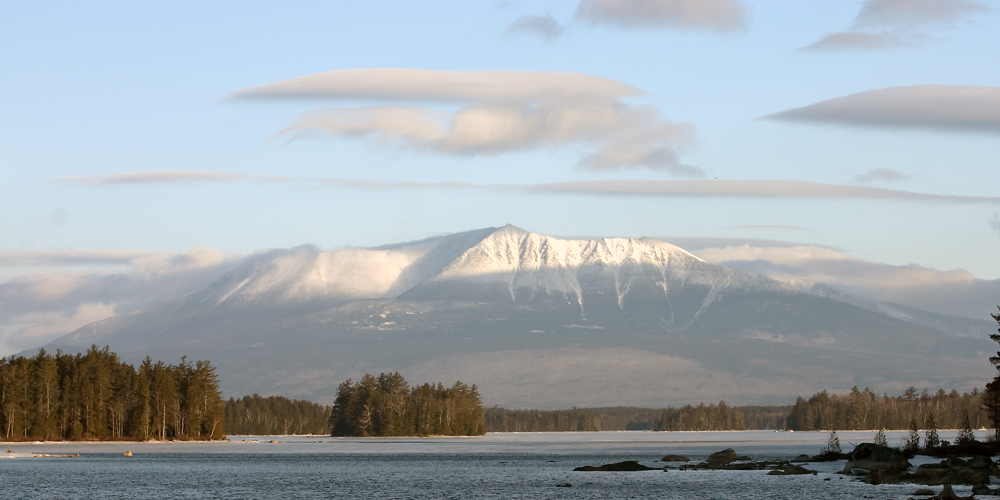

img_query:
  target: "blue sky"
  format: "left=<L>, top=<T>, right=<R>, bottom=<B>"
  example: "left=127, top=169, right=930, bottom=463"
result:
left=2, top=0, right=999, bottom=354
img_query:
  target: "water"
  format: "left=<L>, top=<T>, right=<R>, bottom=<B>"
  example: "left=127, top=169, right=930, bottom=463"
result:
left=0, top=431, right=986, bottom=499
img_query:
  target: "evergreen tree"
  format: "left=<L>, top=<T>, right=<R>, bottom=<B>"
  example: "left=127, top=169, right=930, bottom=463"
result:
left=874, top=428, right=887, bottom=447
left=986, top=306, right=1000, bottom=441
left=826, top=431, right=842, bottom=454
left=905, top=418, right=921, bottom=452
left=924, top=413, right=940, bottom=449
left=956, top=409, right=976, bottom=445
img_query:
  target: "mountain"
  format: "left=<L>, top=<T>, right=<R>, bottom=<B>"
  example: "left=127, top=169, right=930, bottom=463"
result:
left=38, top=225, right=996, bottom=408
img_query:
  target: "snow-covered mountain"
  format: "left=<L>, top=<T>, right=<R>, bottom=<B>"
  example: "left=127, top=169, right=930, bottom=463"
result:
left=40, top=226, right=996, bottom=408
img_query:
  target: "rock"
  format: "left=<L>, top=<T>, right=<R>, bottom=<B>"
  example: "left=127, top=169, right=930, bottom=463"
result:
left=906, top=457, right=991, bottom=486
left=704, top=448, right=750, bottom=468
left=660, top=455, right=690, bottom=462
left=573, top=461, right=656, bottom=472
left=811, top=451, right=850, bottom=462
left=791, top=454, right=811, bottom=462
left=269, top=440, right=277, bottom=443
left=841, top=443, right=911, bottom=474
left=123, top=450, right=132, bottom=457
left=913, top=489, right=935, bottom=496
left=556, top=483, right=572, bottom=487
left=767, top=464, right=818, bottom=476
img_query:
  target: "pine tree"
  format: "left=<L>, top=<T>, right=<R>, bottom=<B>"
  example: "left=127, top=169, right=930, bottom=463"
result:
left=874, top=428, right=887, bottom=447
left=986, top=306, right=1000, bottom=441
left=826, top=430, right=842, bottom=454
left=905, top=418, right=921, bottom=452
left=956, top=409, right=976, bottom=445
left=924, top=413, right=940, bottom=449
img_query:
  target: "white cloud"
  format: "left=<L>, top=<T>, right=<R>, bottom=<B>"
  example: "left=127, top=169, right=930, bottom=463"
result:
left=506, top=14, right=563, bottom=41
left=805, top=0, right=989, bottom=50
left=53, top=170, right=289, bottom=185
left=574, top=0, right=747, bottom=31
left=233, top=68, right=642, bottom=102
left=695, top=244, right=1000, bottom=320
left=55, top=171, right=1000, bottom=205
left=234, top=69, right=700, bottom=174
left=0, top=249, right=169, bottom=267
left=0, top=248, right=239, bottom=355
left=850, top=168, right=911, bottom=184
left=765, top=85, right=1000, bottom=133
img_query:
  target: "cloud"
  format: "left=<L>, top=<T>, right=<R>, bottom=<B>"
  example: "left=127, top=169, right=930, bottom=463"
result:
left=0, top=249, right=170, bottom=267
left=724, top=225, right=809, bottom=232
left=53, top=170, right=290, bottom=185
left=233, top=69, right=700, bottom=174
left=0, top=248, right=240, bottom=355
left=574, top=0, right=747, bottom=31
left=506, top=14, right=564, bottom=41
left=806, top=31, right=909, bottom=50
left=695, top=244, right=1000, bottom=320
left=232, top=68, right=642, bottom=102
left=804, top=0, right=989, bottom=50
left=765, top=85, right=1000, bottom=133
left=56, top=171, right=1000, bottom=205
left=991, top=212, right=1000, bottom=237
left=850, top=168, right=911, bottom=184
left=323, top=178, right=1000, bottom=204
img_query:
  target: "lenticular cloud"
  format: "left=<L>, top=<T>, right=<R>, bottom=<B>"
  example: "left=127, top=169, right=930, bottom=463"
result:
left=232, top=68, right=701, bottom=175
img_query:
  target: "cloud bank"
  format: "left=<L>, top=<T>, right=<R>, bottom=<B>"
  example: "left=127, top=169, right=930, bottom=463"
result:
left=696, top=244, right=1000, bottom=320
left=574, top=0, right=747, bottom=31
left=0, top=248, right=240, bottom=355
left=233, top=69, right=700, bottom=174
left=765, top=85, right=1000, bottom=133
left=805, top=0, right=990, bottom=50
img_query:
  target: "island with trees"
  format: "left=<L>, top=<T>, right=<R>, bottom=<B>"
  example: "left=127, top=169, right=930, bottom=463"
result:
left=0, top=346, right=225, bottom=441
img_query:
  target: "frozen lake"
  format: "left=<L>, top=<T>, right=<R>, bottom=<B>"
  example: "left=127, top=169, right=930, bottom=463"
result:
left=1, top=430, right=989, bottom=499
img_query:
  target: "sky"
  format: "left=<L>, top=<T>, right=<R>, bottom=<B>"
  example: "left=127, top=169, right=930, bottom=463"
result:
left=1, top=0, right=999, bottom=355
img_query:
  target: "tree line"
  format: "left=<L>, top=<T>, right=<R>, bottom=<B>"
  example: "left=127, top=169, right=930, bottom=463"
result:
left=786, top=386, right=988, bottom=432
left=225, top=394, right=331, bottom=435
left=485, top=406, right=663, bottom=432
left=0, top=346, right=225, bottom=441
left=329, top=372, right=485, bottom=437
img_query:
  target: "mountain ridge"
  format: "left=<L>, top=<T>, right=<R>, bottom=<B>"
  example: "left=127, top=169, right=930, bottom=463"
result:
left=33, top=225, right=995, bottom=408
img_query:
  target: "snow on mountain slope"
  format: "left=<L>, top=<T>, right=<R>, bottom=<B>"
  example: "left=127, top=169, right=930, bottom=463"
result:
left=415, top=225, right=791, bottom=319
left=181, top=227, right=498, bottom=310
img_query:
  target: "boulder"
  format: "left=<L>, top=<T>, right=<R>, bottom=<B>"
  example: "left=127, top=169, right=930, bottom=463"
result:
left=791, top=454, right=812, bottom=462
left=767, top=464, right=818, bottom=476
left=660, top=455, right=690, bottom=462
left=123, top=450, right=132, bottom=457
left=906, top=457, right=991, bottom=486
left=704, top=448, right=750, bottom=468
left=841, top=443, right=910, bottom=474
left=573, top=461, right=656, bottom=472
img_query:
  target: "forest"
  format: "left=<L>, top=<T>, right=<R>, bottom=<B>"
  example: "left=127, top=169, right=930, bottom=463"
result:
left=225, top=394, right=331, bottom=435
left=485, top=402, right=765, bottom=432
left=785, top=387, right=988, bottom=431
left=0, top=346, right=225, bottom=441
left=329, top=372, right=485, bottom=437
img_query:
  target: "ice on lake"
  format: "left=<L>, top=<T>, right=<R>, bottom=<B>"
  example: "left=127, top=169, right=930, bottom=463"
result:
left=1, top=430, right=990, bottom=499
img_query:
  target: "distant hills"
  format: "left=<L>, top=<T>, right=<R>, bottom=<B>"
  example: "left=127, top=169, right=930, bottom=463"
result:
left=35, top=225, right=997, bottom=408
